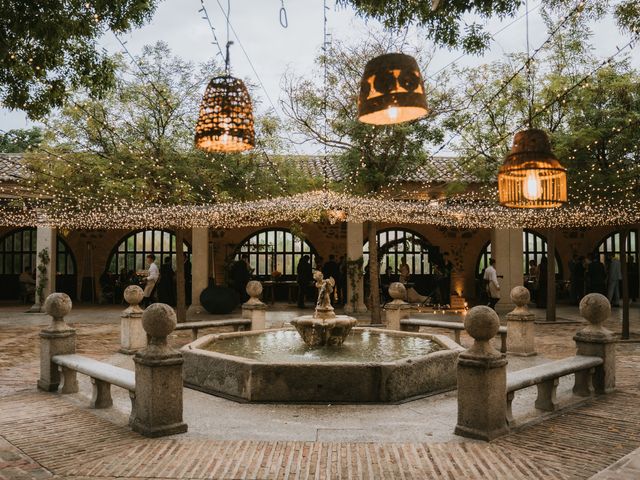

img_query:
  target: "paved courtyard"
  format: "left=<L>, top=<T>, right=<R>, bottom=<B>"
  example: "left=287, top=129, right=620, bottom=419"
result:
left=1, top=303, right=639, bottom=479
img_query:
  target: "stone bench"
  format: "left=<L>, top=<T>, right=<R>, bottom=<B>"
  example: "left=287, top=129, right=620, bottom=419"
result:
left=505, top=355, right=603, bottom=425
left=39, top=294, right=187, bottom=437
left=175, top=319, right=251, bottom=340
left=401, top=318, right=508, bottom=353
left=52, top=353, right=137, bottom=424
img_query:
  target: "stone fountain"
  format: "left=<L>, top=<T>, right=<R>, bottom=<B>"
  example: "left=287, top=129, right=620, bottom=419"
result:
left=290, top=271, right=357, bottom=346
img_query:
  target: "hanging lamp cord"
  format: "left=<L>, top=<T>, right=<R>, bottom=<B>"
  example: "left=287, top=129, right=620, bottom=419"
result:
left=525, top=0, right=533, bottom=128
left=225, top=0, right=232, bottom=74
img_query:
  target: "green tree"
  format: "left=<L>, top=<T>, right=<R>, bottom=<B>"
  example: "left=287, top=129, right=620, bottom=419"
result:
left=0, top=0, right=160, bottom=119
left=340, top=0, right=640, bottom=54
left=282, top=34, right=453, bottom=322
left=27, top=42, right=306, bottom=207
left=0, top=127, right=43, bottom=153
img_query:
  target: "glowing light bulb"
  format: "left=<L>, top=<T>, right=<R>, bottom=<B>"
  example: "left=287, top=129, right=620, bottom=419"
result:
left=523, top=171, right=542, bottom=201
left=387, top=106, right=399, bottom=121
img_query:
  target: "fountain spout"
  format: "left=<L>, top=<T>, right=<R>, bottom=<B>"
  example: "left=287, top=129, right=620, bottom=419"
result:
left=291, top=271, right=357, bottom=346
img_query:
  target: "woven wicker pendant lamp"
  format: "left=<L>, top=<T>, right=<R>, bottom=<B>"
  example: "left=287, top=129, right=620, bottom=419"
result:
left=497, top=0, right=567, bottom=208
left=357, top=53, right=428, bottom=125
left=195, top=74, right=254, bottom=153
left=194, top=2, right=254, bottom=154
left=498, top=129, right=567, bottom=208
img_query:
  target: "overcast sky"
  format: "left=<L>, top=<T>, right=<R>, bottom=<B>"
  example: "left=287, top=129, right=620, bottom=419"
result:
left=1, top=0, right=636, bottom=153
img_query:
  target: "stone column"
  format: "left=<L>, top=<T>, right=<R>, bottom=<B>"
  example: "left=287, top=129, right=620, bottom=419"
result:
left=187, top=227, right=209, bottom=317
left=38, top=293, right=75, bottom=392
left=119, top=285, right=147, bottom=354
left=490, top=228, right=523, bottom=312
left=384, top=282, right=410, bottom=330
left=30, top=225, right=57, bottom=313
left=345, top=221, right=367, bottom=314
left=506, top=286, right=536, bottom=356
left=131, top=303, right=188, bottom=438
left=242, top=281, right=267, bottom=330
left=574, top=293, right=616, bottom=394
left=455, top=305, right=509, bottom=441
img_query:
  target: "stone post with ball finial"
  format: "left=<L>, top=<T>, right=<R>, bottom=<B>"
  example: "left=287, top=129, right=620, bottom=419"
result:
left=455, top=305, right=509, bottom=441
left=119, top=285, right=147, bottom=354
left=38, top=293, right=76, bottom=392
left=574, top=293, right=616, bottom=394
left=506, top=286, right=536, bottom=356
left=130, top=303, right=188, bottom=437
left=242, top=280, right=267, bottom=330
left=384, top=282, right=411, bottom=330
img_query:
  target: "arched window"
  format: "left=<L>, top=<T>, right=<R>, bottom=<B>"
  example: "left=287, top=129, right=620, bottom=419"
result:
left=596, top=230, right=638, bottom=262
left=107, top=230, right=190, bottom=274
left=0, top=228, right=75, bottom=275
left=0, top=228, right=76, bottom=300
left=476, top=230, right=561, bottom=275
left=364, top=228, right=433, bottom=275
left=235, top=228, right=315, bottom=277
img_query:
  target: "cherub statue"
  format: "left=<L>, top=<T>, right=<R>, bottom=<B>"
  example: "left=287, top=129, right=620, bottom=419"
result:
left=313, top=270, right=335, bottom=313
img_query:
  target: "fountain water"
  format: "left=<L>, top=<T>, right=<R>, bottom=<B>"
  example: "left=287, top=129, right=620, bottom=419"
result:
left=289, top=271, right=357, bottom=346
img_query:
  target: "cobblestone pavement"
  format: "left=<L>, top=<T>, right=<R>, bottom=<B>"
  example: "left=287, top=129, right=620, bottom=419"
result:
left=1, top=305, right=639, bottom=479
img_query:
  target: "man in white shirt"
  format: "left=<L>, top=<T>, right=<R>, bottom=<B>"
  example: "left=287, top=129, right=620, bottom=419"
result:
left=483, top=258, right=500, bottom=310
left=143, top=254, right=159, bottom=308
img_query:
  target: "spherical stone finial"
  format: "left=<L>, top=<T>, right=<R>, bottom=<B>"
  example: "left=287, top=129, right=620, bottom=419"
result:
left=124, top=285, right=144, bottom=306
left=246, top=280, right=263, bottom=299
left=44, top=292, right=72, bottom=320
left=464, top=305, right=500, bottom=341
left=510, top=286, right=530, bottom=307
left=142, top=303, right=177, bottom=338
left=579, top=293, right=610, bottom=326
left=388, top=282, right=407, bottom=301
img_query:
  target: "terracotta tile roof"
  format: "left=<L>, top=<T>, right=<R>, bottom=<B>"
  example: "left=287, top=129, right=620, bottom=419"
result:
left=0, top=153, right=27, bottom=182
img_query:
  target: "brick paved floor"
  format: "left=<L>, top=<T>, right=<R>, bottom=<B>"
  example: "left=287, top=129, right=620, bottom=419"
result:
left=1, top=305, right=639, bottom=479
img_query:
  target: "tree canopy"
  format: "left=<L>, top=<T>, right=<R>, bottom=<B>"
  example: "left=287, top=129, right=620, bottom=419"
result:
left=0, top=0, right=159, bottom=118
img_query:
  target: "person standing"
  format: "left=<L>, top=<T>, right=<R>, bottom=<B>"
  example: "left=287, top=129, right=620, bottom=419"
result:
left=483, top=258, right=500, bottom=310
left=399, top=257, right=410, bottom=284
left=230, top=254, right=251, bottom=303
left=536, top=257, right=548, bottom=308
left=606, top=254, right=622, bottom=307
left=157, top=256, right=176, bottom=306
left=296, top=255, right=313, bottom=308
left=569, top=254, right=585, bottom=305
left=588, top=253, right=606, bottom=295
left=337, top=255, right=347, bottom=306
left=142, top=254, right=159, bottom=308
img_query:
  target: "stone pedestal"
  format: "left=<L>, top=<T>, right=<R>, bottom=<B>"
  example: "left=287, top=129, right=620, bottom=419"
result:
left=506, top=286, right=536, bottom=356
left=38, top=293, right=75, bottom=392
left=384, top=282, right=410, bottom=330
left=242, top=280, right=267, bottom=330
left=131, top=304, right=188, bottom=438
left=455, top=306, right=509, bottom=441
left=574, top=293, right=616, bottom=394
left=120, top=285, right=146, bottom=354
left=187, top=227, right=209, bottom=317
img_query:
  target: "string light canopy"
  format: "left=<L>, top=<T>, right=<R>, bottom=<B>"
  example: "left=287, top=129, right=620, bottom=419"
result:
left=357, top=53, right=428, bottom=125
left=498, top=129, right=567, bottom=208
left=498, top=0, right=567, bottom=209
left=194, top=2, right=254, bottom=153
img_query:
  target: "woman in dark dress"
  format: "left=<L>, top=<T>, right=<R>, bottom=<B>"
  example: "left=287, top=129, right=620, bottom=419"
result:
left=157, top=257, right=176, bottom=306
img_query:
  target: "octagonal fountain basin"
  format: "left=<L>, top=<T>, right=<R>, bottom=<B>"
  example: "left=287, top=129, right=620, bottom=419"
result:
left=181, top=328, right=464, bottom=403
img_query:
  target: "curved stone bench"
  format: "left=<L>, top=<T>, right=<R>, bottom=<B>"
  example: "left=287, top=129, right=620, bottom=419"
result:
left=175, top=319, right=251, bottom=340
left=52, top=353, right=136, bottom=424
left=400, top=318, right=507, bottom=353
left=505, top=355, right=603, bottom=425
